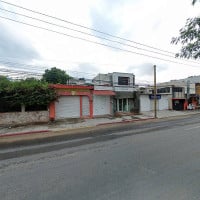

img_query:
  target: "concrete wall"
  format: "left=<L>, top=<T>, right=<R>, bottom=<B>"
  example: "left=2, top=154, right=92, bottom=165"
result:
left=0, top=111, right=49, bottom=126
left=140, top=94, right=171, bottom=112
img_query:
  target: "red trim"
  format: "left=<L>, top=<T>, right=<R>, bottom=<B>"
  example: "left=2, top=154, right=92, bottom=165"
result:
left=49, top=84, right=93, bottom=90
left=57, top=91, right=71, bottom=96
left=53, top=92, right=93, bottom=119
left=58, top=91, right=93, bottom=101
left=93, top=90, right=115, bottom=96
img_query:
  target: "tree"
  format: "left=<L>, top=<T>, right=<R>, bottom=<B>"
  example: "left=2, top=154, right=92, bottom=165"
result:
left=42, top=67, right=71, bottom=84
left=192, top=0, right=199, bottom=5
left=0, top=76, right=10, bottom=91
left=0, top=78, right=57, bottom=112
left=171, top=0, right=200, bottom=59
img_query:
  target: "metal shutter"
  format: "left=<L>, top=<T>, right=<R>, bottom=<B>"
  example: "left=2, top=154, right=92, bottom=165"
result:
left=55, top=96, right=80, bottom=119
left=150, top=99, right=159, bottom=111
left=140, top=95, right=151, bottom=112
left=82, top=96, right=90, bottom=117
left=158, top=95, right=169, bottom=110
left=93, top=95, right=110, bottom=116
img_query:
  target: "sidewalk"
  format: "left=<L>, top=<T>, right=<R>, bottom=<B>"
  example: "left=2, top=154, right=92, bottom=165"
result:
left=0, top=110, right=200, bottom=138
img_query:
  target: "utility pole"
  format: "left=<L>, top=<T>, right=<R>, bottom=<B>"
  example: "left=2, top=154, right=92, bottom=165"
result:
left=154, top=65, right=157, bottom=118
left=186, top=80, right=190, bottom=100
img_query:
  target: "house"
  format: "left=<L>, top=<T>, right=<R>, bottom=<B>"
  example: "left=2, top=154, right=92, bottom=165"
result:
left=49, top=84, right=115, bottom=120
left=159, top=76, right=200, bottom=108
left=139, top=85, right=186, bottom=112
left=93, top=72, right=138, bottom=113
left=93, top=85, right=115, bottom=116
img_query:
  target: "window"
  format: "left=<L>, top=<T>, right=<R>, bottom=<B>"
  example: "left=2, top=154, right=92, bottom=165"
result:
left=118, top=77, right=130, bottom=86
left=172, top=87, right=183, bottom=92
left=157, top=87, right=170, bottom=93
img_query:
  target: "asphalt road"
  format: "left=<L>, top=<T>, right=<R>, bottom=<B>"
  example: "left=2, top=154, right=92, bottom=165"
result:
left=1, top=115, right=200, bottom=200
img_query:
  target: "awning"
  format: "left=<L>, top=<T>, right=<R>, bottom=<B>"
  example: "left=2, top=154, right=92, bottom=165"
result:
left=93, top=90, right=115, bottom=96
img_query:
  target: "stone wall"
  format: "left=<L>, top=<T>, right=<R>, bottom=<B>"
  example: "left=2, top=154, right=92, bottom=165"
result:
left=0, top=111, right=49, bottom=126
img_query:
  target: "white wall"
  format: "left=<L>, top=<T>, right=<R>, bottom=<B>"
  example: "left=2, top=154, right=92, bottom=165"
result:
left=140, top=94, right=170, bottom=112
left=112, top=72, right=134, bottom=86
left=140, top=95, right=151, bottom=112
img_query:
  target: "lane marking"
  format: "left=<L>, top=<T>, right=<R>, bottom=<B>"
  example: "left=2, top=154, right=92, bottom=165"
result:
left=185, top=126, right=200, bottom=130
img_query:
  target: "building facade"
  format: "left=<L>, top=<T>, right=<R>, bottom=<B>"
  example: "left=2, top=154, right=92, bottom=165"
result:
left=93, top=72, right=138, bottom=113
left=49, top=84, right=115, bottom=120
left=139, top=85, right=186, bottom=112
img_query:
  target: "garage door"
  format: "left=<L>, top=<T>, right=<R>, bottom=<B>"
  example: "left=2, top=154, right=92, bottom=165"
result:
left=150, top=99, right=159, bottom=111
left=140, top=95, right=151, bottom=112
left=55, top=96, right=80, bottom=119
left=93, top=95, right=110, bottom=116
left=158, top=96, right=169, bottom=110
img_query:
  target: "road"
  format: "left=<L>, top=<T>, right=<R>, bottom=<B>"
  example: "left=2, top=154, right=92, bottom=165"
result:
left=1, top=115, right=200, bottom=200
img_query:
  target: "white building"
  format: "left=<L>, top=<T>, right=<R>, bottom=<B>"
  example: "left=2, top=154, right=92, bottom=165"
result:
left=93, top=72, right=138, bottom=113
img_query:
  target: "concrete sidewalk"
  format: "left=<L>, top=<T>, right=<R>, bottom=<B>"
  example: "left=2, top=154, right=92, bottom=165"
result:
left=0, top=110, right=199, bottom=138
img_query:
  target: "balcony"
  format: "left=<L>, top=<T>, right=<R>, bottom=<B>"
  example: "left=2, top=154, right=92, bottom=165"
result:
left=113, top=86, right=136, bottom=92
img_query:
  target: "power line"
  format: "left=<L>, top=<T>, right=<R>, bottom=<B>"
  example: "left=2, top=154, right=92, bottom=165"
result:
left=1, top=0, right=200, bottom=66
left=0, top=0, right=180, bottom=56
left=1, top=2, right=200, bottom=66
left=0, top=60, right=47, bottom=72
left=0, top=60, right=97, bottom=78
left=1, top=15, right=200, bottom=68
left=0, top=68, right=152, bottom=85
left=1, top=9, right=200, bottom=67
left=0, top=7, right=179, bottom=59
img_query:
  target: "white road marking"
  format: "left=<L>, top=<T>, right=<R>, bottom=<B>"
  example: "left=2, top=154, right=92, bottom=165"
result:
left=185, top=126, right=200, bottom=130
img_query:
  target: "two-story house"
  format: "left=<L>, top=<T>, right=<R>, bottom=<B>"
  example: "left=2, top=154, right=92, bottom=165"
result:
left=93, top=72, right=137, bottom=114
left=139, top=84, right=186, bottom=112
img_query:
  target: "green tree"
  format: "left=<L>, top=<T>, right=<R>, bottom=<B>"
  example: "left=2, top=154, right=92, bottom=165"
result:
left=42, top=67, right=71, bottom=84
left=171, top=0, right=200, bottom=59
left=0, top=78, right=57, bottom=111
left=0, top=76, right=10, bottom=91
left=192, top=0, right=199, bottom=5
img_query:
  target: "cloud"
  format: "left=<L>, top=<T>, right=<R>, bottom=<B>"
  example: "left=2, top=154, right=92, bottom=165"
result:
left=129, top=63, right=168, bottom=75
left=90, top=10, right=120, bottom=37
left=71, top=63, right=98, bottom=79
left=0, top=23, right=40, bottom=66
left=126, top=63, right=169, bottom=83
left=90, top=0, right=128, bottom=37
left=128, top=63, right=154, bottom=76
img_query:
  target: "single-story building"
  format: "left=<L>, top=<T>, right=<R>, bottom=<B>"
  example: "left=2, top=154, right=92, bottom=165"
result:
left=49, top=84, right=115, bottom=120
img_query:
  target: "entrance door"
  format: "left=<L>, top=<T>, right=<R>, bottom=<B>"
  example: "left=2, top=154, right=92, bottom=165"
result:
left=117, top=98, right=129, bottom=112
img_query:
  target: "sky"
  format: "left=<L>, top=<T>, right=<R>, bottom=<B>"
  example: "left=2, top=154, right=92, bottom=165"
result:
left=0, top=0, right=200, bottom=84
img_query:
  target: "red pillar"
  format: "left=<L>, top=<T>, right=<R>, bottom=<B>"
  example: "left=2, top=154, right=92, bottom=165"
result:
left=89, top=99, right=93, bottom=118
left=49, top=102, right=55, bottom=121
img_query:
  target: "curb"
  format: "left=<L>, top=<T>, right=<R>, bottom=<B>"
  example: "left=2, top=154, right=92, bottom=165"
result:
left=0, top=130, right=50, bottom=138
left=0, top=117, right=154, bottom=138
left=97, top=117, right=155, bottom=126
left=2, top=111, right=197, bottom=139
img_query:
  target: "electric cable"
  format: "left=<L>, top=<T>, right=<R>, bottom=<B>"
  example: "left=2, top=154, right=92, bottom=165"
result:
left=0, top=0, right=182, bottom=56
left=0, top=15, right=199, bottom=68
left=0, top=7, right=182, bottom=59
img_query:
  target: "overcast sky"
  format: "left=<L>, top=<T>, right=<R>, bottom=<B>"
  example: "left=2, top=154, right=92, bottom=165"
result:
left=0, top=0, right=200, bottom=83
